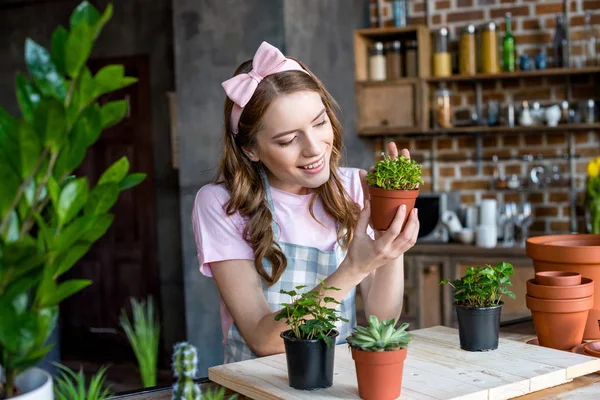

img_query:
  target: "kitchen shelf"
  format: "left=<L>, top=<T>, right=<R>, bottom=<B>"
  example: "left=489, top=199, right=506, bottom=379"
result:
left=426, top=66, right=600, bottom=82
left=358, top=123, right=600, bottom=137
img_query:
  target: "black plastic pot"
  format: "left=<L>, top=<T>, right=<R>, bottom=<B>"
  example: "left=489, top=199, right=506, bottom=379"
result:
left=280, top=329, right=339, bottom=390
left=455, top=302, right=503, bottom=352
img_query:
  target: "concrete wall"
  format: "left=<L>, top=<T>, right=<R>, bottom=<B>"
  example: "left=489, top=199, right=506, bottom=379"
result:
left=0, top=0, right=185, bottom=359
left=173, top=0, right=373, bottom=375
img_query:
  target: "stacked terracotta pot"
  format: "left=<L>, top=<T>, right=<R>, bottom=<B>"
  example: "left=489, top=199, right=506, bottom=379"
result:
left=526, top=271, right=594, bottom=350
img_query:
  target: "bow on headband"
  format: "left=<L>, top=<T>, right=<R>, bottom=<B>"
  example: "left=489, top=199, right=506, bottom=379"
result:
left=221, top=41, right=309, bottom=135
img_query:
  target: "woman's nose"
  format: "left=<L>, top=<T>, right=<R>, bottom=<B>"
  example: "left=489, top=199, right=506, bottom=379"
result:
left=301, top=134, right=321, bottom=158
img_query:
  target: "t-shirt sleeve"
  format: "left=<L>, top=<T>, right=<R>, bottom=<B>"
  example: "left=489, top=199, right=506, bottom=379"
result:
left=340, top=168, right=375, bottom=239
left=192, top=185, right=254, bottom=277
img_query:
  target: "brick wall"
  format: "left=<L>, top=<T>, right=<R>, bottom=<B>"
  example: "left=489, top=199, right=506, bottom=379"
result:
left=367, top=0, right=600, bottom=235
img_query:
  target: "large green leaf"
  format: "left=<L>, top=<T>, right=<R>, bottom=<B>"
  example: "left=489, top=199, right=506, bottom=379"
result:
left=99, top=100, right=127, bottom=129
left=64, top=23, right=93, bottom=79
left=72, top=103, right=101, bottom=147
left=119, top=173, right=146, bottom=190
left=18, top=120, right=41, bottom=179
left=25, top=38, right=67, bottom=101
left=98, top=156, right=129, bottom=185
left=11, top=344, right=53, bottom=371
left=80, top=213, right=113, bottom=243
left=53, top=243, right=91, bottom=278
left=85, top=183, right=119, bottom=215
left=48, top=176, right=60, bottom=209
left=69, top=1, right=100, bottom=30
left=50, top=25, right=68, bottom=75
left=57, top=177, right=89, bottom=227
left=0, top=107, right=21, bottom=176
left=95, top=4, right=114, bottom=39
left=40, top=279, right=92, bottom=308
left=94, top=65, right=138, bottom=97
left=53, top=214, right=95, bottom=253
left=0, top=304, right=23, bottom=352
left=2, top=272, right=40, bottom=302
left=33, top=307, right=58, bottom=348
left=33, top=98, right=66, bottom=151
left=0, top=163, right=20, bottom=216
left=16, top=73, right=42, bottom=123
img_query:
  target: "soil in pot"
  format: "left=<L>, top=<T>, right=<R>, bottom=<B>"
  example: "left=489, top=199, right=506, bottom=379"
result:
left=368, top=187, right=419, bottom=231
left=526, top=294, right=593, bottom=350
left=526, top=278, right=594, bottom=300
left=526, top=234, right=600, bottom=339
left=351, top=347, right=407, bottom=400
left=535, top=271, right=582, bottom=286
left=281, top=330, right=339, bottom=390
left=455, top=303, right=503, bottom=351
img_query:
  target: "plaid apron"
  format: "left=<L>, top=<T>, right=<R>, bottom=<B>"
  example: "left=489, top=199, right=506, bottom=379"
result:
left=223, top=172, right=356, bottom=363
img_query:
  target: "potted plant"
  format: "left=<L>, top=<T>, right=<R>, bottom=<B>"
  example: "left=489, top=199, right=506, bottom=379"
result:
left=346, top=316, right=412, bottom=400
left=274, top=281, right=348, bottom=390
left=53, top=364, right=111, bottom=400
left=440, top=262, right=515, bottom=351
left=365, top=153, right=423, bottom=231
left=0, top=2, right=145, bottom=398
left=586, top=156, right=600, bottom=234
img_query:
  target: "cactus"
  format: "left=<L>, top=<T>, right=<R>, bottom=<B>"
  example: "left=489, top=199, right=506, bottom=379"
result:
left=346, top=316, right=412, bottom=352
left=171, top=342, right=201, bottom=400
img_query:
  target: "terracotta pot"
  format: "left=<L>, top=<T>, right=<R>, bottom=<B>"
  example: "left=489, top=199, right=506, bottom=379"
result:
left=526, top=294, right=593, bottom=350
left=535, top=271, right=582, bottom=286
left=352, top=347, right=407, bottom=400
left=583, top=341, right=600, bottom=358
left=368, top=187, right=419, bottom=231
left=526, top=234, right=600, bottom=339
left=526, top=278, right=594, bottom=300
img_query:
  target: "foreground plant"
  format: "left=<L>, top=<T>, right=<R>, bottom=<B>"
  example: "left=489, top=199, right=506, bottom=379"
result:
left=53, top=364, right=111, bottom=400
left=347, top=316, right=412, bottom=352
left=366, top=154, right=423, bottom=191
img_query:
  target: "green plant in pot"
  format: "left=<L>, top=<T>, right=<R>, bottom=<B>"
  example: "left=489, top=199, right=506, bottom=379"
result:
left=274, top=281, right=348, bottom=390
left=440, top=262, right=515, bottom=352
left=0, top=2, right=145, bottom=398
left=346, top=316, right=411, bottom=400
left=365, top=153, right=423, bottom=231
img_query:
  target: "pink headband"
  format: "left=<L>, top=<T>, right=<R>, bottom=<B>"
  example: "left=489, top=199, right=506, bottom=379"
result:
left=221, top=41, right=309, bottom=135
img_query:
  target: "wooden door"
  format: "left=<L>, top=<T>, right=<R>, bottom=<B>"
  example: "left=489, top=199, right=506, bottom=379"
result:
left=59, top=56, right=159, bottom=363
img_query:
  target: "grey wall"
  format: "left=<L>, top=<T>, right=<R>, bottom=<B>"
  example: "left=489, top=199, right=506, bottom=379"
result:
left=173, top=0, right=373, bottom=375
left=0, top=0, right=185, bottom=360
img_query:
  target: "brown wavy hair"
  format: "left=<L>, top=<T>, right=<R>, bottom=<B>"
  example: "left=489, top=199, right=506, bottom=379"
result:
left=216, top=58, right=360, bottom=286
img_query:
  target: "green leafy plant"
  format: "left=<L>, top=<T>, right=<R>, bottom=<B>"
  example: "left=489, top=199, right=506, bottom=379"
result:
left=274, top=281, right=348, bottom=348
left=53, top=364, right=111, bottom=400
left=366, top=154, right=424, bottom=191
left=201, top=386, right=236, bottom=400
left=346, top=316, right=412, bottom=352
left=119, top=296, right=160, bottom=388
left=0, top=1, right=144, bottom=397
left=440, top=262, right=516, bottom=308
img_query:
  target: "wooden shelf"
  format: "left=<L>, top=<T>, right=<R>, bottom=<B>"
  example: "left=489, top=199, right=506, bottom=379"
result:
left=426, top=67, right=600, bottom=82
left=355, top=25, right=428, bottom=38
left=358, top=123, right=600, bottom=137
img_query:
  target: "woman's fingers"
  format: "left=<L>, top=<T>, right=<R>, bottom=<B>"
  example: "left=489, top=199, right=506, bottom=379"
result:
left=392, top=208, right=420, bottom=250
left=388, top=142, right=399, bottom=159
left=401, top=148, right=411, bottom=159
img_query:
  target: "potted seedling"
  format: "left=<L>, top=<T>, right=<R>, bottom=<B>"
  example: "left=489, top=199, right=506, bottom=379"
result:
left=441, top=262, right=515, bottom=351
left=347, top=316, right=412, bottom=400
left=274, top=281, right=348, bottom=390
left=365, top=153, right=423, bottom=230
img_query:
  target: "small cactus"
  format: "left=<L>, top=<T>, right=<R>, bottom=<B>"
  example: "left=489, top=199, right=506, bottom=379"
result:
left=171, top=342, right=201, bottom=400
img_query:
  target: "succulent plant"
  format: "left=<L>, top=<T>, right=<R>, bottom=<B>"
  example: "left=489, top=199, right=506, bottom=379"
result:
left=347, top=316, right=412, bottom=352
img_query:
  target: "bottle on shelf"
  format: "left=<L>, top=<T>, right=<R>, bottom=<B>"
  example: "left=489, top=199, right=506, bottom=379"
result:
left=433, top=27, right=452, bottom=77
left=459, top=24, right=477, bottom=75
left=392, top=0, right=409, bottom=27
left=583, top=11, right=598, bottom=67
left=480, top=22, right=499, bottom=74
left=503, top=13, right=516, bottom=72
left=553, top=13, right=570, bottom=68
left=368, top=42, right=387, bottom=81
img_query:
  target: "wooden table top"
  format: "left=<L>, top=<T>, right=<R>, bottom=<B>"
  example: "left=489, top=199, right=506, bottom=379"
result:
left=111, top=320, right=600, bottom=400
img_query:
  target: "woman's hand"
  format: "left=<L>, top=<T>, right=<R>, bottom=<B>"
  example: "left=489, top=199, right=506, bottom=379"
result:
left=345, top=142, right=419, bottom=277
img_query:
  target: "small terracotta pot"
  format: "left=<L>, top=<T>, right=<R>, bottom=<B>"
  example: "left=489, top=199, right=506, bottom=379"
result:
left=583, top=341, right=600, bottom=358
left=526, top=294, right=593, bottom=350
left=535, top=271, right=582, bottom=286
left=526, top=278, right=594, bottom=300
left=526, top=234, right=600, bottom=339
left=368, top=187, right=419, bottom=231
left=352, top=347, right=407, bottom=400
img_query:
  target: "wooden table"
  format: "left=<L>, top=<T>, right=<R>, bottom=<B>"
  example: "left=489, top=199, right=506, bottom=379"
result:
left=112, top=321, right=600, bottom=399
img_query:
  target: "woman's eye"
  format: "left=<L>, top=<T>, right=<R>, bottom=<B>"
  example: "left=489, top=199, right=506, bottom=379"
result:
left=278, top=137, right=296, bottom=147
left=315, top=120, right=327, bottom=127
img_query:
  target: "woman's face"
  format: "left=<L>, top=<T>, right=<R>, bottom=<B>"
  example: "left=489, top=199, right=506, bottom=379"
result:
left=246, top=90, right=334, bottom=195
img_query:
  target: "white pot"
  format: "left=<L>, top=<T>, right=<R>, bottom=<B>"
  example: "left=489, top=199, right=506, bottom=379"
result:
left=12, top=368, right=53, bottom=400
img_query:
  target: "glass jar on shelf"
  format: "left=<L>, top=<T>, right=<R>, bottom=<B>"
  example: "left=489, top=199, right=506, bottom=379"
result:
left=433, top=27, right=452, bottom=77
left=434, top=88, right=453, bottom=129
left=405, top=40, right=418, bottom=77
left=459, top=24, right=476, bottom=75
left=368, top=41, right=386, bottom=81
left=479, top=22, right=499, bottom=74
left=386, top=41, right=403, bottom=80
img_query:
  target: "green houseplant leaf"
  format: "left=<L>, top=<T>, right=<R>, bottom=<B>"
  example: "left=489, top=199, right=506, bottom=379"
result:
left=366, top=154, right=424, bottom=191
left=16, top=73, right=42, bottom=123
left=57, top=177, right=89, bottom=227
left=25, top=38, right=67, bottom=101
left=33, top=98, right=66, bottom=152
left=120, top=173, right=146, bottom=190
left=99, top=100, right=128, bottom=129
left=64, top=23, right=93, bottom=78
left=17, top=120, right=41, bottom=179
left=98, top=157, right=129, bottom=185
left=50, top=25, right=68, bottom=75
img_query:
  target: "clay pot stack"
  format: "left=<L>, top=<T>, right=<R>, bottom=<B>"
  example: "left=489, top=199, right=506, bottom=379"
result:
left=526, top=271, right=594, bottom=351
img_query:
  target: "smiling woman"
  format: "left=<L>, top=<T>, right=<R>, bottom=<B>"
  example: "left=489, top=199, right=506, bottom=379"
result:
left=191, top=41, right=420, bottom=364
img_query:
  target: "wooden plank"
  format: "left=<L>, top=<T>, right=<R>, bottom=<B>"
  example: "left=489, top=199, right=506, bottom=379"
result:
left=208, top=326, right=600, bottom=400
left=426, top=66, right=600, bottom=82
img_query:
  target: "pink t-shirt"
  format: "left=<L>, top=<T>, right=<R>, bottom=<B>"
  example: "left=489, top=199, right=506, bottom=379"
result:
left=192, top=167, right=367, bottom=343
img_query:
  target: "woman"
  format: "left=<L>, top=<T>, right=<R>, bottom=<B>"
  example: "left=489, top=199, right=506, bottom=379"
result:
left=192, top=41, right=419, bottom=363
